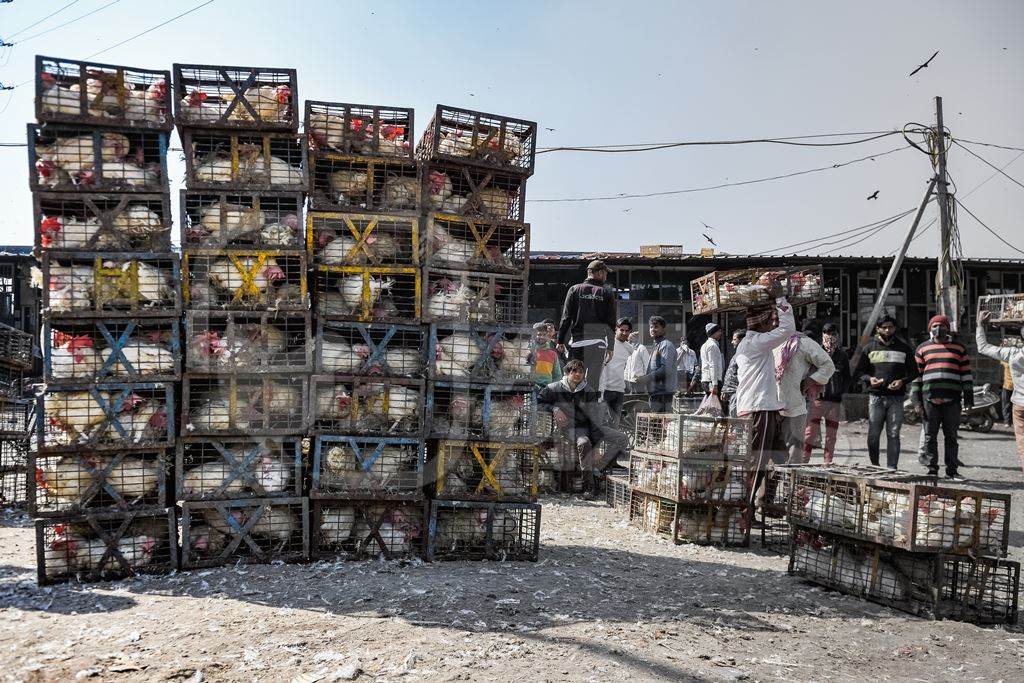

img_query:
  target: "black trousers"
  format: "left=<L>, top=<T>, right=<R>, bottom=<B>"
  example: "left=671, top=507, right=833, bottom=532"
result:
left=602, top=390, right=624, bottom=427
left=568, top=343, right=606, bottom=389
left=924, top=400, right=961, bottom=476
left=1002, top=388, right=1014, bottom=424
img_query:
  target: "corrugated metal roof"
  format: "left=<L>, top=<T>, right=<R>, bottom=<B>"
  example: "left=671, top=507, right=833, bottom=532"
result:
left=529, top=251, right=1024, bottom=266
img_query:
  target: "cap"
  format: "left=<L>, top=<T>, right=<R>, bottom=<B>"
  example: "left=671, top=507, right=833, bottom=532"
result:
left=705, top=322, right=720, bottom=335
left=587, top=259, right=612, bottom=273
left=928, top=315, right=951, bottom=329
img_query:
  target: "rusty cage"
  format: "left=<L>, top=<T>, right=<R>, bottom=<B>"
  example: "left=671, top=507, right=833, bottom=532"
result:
left=180, top=130, right=307, bottom=192
left=428, top=323, right=535, bottom=384
left=309, top=375, right=424, bottom=437
left=633, top=413, right=752, bottom=463
left=421, top=164, right=527, bottom=224
left=181, top=190, right=304, bottom=249
left=691, top=265, right=825, bottom=315
left=426, top=500, right=541, bottom=561
left=43, top=317, right=181, bottom=384
left=422, top=268, right=528, bottom=325
left=308, top=156, right=419, bottom=213
left=175, top=437, right=303, bottom=502
left=416, top=104, right=537, bottom=176
left=605, top=471, right=632, bottom=511
left=423, top=214, right=529, bottom=275
left=316, top=320, right=426, bottom=377
left=29, top=450, right=169, bottom=516
left=182, top=373, right=309, bottom=436
left=172, top=63, right=298, bottom=130
left=40, top=253, right=182, bottom=318
left=305, top=100, right=414, bottom=160
left=427, top=381, right=536, bottom=441
left=0, top=436, right=31, bottom=507
left=629, top=452, right=749, bottom=505
left=0, top=323, right=34, bottom=370
left=431, top=439, right=539, bottom=502
left=179, top=497, right=309, bottom=569
left=307, top=211, right=420, bottom=268
left=182, top=248, right=308, bottom=311
left=310, top=435, right=425, bottom=499
left=34, top=192, right=172, bottom=253
left=311, top=498, right=426, bottom=561
left=184, top=310, right=311, bottom=373
left=313, top=264, right=420, bottom=323
left=978, top=294, right=1024, bottom=325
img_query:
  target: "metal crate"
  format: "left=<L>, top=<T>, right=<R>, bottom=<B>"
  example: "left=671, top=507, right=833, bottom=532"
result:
left=939, top=555, right=1019, bottom=625
left=416, top=105, right=537, bottom=176
left=0, top=437, right=30, bottom=506
left=29, top=450, right=168, bottom=516
left=423, top=214, right=529, bottom=274
left=43, top=317, right=181, bottom=384
left=0, top=399, right=33, bottom=436
left=605, top=473, right=631, bottom=511
left=629, top=452, right=748, bottom=505
left=978, top=294, right=1024, bottom=325
left=181, top=190, right=304, bottom=249
left=36, top=507, right=177, bottom=585
left=180, top=130, right=307, bottom=192
left=422, top=268, right=528, bottom=326
left=427, top=381, right=536, bottom=441
left=316, top=321, right=426, bottom=377
left=675, top=501, right=751, bottom=547
left=691, top=265, right=825, bottom=315
left=28, top=123, right=169, bottom=193
left=176, top=437, right=303, bottom=502
left=311, top=435, right=424, bottom=499
left=310, top=375, right=424, bottom=437
left=40, top=253, right=181, bottom=318
left=428, top=323, right=535, bottom=384
left=182, top=249, right=308, bottom=311
left=37, top=382, right=175, bottom=454
left=313, top=265, right=420, bottom=323
left=34, top=192, right=172, bottom=253
left=307, top=211, right=420, bottom=267
left=305, top=100, right=414, bottom=160
left=432, top=440, right=539, bottom=502
left=172, top=63, right=298, bottom=130
left=0, top=365, right=29, bottom=402
left=628, top=490, right=677, bottom=539
left=36, top=55, right=173, bottom=130
left=633, top=413, right=751, bottom=463
left=185, top=310, right=311, bottom=373
left=421, top=165, right=527, bottom=224
left=179, top=497, right=309, bottom=569
left=182, top=374, right=308, bottom=436
left=0, top=323, right=33, bottom=370
left=311, top=498, right=426, bottom=561
left=308, top=155, right=419, bottom=212
left=427, top=500, right=541, bottom=561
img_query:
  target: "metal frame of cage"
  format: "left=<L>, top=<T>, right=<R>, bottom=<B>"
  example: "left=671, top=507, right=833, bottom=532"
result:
left=421, top=164, right=528, bottom=225
left=306, top=211, right=420, bottom=267
left=605, top=472, right=632, bottom=511
left=690, top=265, right=825, bottom=315
left=416, top=104, right=537, bottom=176
left=173, top=63, right=299, bottom=131
left=422, top=267, right=528, bottom=326
left=423, top=213, right=529, bottom=276
left=633, top=413, right=752, bottom=463
left=175, top=437, right=303, bottom=502
left=182, top=373, right=309, bottom=437
left=939, top=554, right=1019, bottom=625
left=675, top=501, right=752, bottom=547
left=309, top=374, right=424, bottom=437
left=428, top=322, right=536, bottom=384
left=977, top=294, right=1024, bottom=326
left=0, top=398, right=33, bottom=437
left=628, top=451, right=749, bottom=506
left=40, top=252, right=182, bottom=318
left=34, top=192, right=172, bottom=253
left=426, top=500, right=541, bottom=561
left=628, top=490, right=677, bottom=540
left=310, top=435, right=425, bottom=499
left=315, top=320, right=427, bottom=378
left=35, top=55, right=173, bottom=130
left=29, top=449, right=169, bottom=516
left=426, top=380, right=537, bottom=441
left=180, top=190, right=305, bottom=249
left=310, top=498, right=427, bottom=561
left=0, top=364, right=29, bottom=403
left=0, top=323, right=33, bottom=370
left=43, top=317, right=181, bottom=385
left=313, top=264, right=421, bottom=323
left=182, top=248, right=308, bottom=311
left=180, top=129, right=308, bottom=192
left=28, top=123, right=169, bottom=194
left=0, top=437, right=31, bottom=507
left=307, top=154, right=420, bottom=212
left=179, top=496, right=309, bottom=569
left=305, top=100, right=415, bottom=160
left=184, top=310, right=312, bottom=374
left=35, top=507, right=177, bottom=585
left=431, top=439, right=539, bottom=503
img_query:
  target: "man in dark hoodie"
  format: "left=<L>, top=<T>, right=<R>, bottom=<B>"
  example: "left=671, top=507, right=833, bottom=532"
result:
left=803, top=322, right=851, bottom=464
left=556, top=260, right=618, bottom=390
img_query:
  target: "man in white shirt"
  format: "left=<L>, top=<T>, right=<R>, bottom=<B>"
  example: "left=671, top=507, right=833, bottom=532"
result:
left=773, top=322, right=835, bottom=463
left=700, top=323, right=725, bottom=396
left=600, top=318, right=635, bottom=426
left=625, top=338, right=651, bottom=394
left=677, top=337, right=698, bottom=391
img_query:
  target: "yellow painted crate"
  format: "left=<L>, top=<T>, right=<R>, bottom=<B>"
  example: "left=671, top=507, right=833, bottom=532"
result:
left=313, top=264, right=420, bottom=323
left=432, top=440, right=539, bottom=502
left=307, top=211, right=419, bottom=268
left=182, top=248, right=308, bottom=311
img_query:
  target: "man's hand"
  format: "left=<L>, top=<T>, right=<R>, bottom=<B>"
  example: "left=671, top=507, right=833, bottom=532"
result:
left=711, top=385, right=719, bottom=396
left=888, top=379, right=904, bottom=390
left=553, top=408, right=569, bottom=427
left=869, top=377, right=885, bottom=387
left=556, top=343, right=566, bottom=354
left=604, top=349, right=613, bottom=365
left=979, top=310, right=991, bottom=325
left=766, top=278, right=784, bottom=299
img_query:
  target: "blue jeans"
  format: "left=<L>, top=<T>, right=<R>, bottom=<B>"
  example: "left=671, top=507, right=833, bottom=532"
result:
left=924, top=400, right=962, bottom=476
left=867, top=395, right=904, bottom=468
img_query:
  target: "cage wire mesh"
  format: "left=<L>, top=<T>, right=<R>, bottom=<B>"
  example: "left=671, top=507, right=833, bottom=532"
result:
left=183, top=374, right=308, bottom=436
left=0, top=398, right=33, bottom=435
left=176, top=438, right=302, bottom=501
left=311, top=435, right=424, bottom=498
left=978, top=294, right=1024, bottom=325
left=430, top=324, right=535, bottom=383
left=0, top=324, right=34, bottom=370
left=424, top=215, right=528, bottom=276
left=427, top=500, right=541, bottom=561
left=181, top=191, right=304, bottom=249
left=416, top=105, right=537, bottom=175
left=317, top=321, right=426, bottom=377
left=423, top=268, right=527, bottom=325
left=183, top=249, right=307, bottom=311
left=35, top=193, right=172, bottom=252
left=675, top=502, right=751, bottom=547
left=629, top=453, right=749, bottom=505
left=313, top=266, right=420, bottom=322
left=432, top=440, right=539, bottom=502
left=691, top=265, right=825, bottom=315
left=41, top=254, right=181, bottom=317
left=30, top=450, right=167, bottom=515
left=427, top=382, right=536, bottom=441
left=44, top=318, right=181, bottom=384
left=309, top=157, right=419, bottom=212
left=310, top=375, right=424, bottom=436
left=939, top=555, right=1019, bottom=625
left=185, top=311, right=311, bottom=373
left=38, top=383, right=174, bottom=453
left=173, top=64, right=298, bottom=130
left=0, top=438, right=31, bottom=507
left=422, top=165, right=527, bottom=224
left=181, top=130, right=306, bottom=191
left=29, top=124, right=168, bottom=193
left=605, top=473, right=632, bottom=511
left=180, top=497, right=308, bottom=568
left=308, top=212, right=420, bottom=268
left=633, top=413, right=751, bottom=462
left=305, top=100, right=414, bottom=159
left=313, top=499, right=426, bottom=560
left=628, top=491, right=677, bottom=539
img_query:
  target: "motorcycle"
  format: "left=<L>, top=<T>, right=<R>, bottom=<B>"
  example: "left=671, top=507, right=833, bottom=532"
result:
left=902, top=383, right=1000, bottom=432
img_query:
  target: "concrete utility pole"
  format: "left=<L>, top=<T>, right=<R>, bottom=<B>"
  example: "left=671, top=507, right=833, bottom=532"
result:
left=933, top=96, right=957, bottom=330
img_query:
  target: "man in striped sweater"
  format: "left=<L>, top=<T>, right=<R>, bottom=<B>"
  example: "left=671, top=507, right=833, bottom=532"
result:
left=912, top=315, right=973, bottom=480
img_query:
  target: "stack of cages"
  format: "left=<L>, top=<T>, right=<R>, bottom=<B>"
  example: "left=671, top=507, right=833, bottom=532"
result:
left=173, top=63, right=310, bottom=569
left=628, top=412, right=753, bottom=547
left=0, top=323, right=34, bottom=508
left=31, top=55, right=178, bottom=584
left=785, top=465, right=1018, bottom=624
left=417, top=105, right=541, bottom=561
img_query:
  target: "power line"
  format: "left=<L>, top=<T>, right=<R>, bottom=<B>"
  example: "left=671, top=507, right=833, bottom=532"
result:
left=536, top=130, right=906, bottom=155
left=953, top=137, right=1024, bottom=153
left=83, top=0, right=216, bottom=60
left=14, top=0, right=122, bottom=45
left=954, top=197, right=1024, bottom=256
left=5, top=0, right=83, bottom=40
left=820, top=212, right=914, bottom=255
left=952, top=140, right=1024, bottom=193
left=754, top=208, right=918, bottom=255
left=536, top=130, right=899, bottom=152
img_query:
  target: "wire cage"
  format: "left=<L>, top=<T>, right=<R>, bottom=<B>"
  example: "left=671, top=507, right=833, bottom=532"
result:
left=690, top=265, right=825, bottom=315
left=0, top=438, right=30, bottom=507
left=28, top=124, right=168, bottom=193
left=185, top=310, right=311, bottom=373
left=939, top=555, right=1019, bottom=625
left=423, top=214, right=529, bottom=275
left=628, top=491, right=677, bottom=539
left=629, top=452, right=749, bottom=505
left=172, top=63, right=298, bottom=130
left=311, top=435, right=424, bottom=499
left=36, top=55, right=173, bottom=130
left=0, top=323, right=34, bottom=370
left=427, top=381, right=537, bottom=441
left=182, top=374, right=309, bottom=436
left=43, top=317, right=181, bottom=384
left=422, top=268, right=528, bottom=326
left=307, top=212, right=420, bottom=267
left=421, top=165, right=527, bottom=224
left=309, top=375, right=424, bottom=436
left=180, top=130, right=307, bottom=192
left=978, top=294, right=1024, bottom=325
left=308, top=155, right=419, bottom=212
left=179, top=497, right=309, bottom=569
left=0, top=398, right=33, bottom=436
left=0, top=365, right=29, bottom=403
left=305, top=100, right=414, bottom=160
left=182, top=249, right=308, bottom=312
left=176, top=437, right=303, bottom=501
left=316, top=321, right=426, bottom=377
left=30, top=450, right=168, bottom=516
left=40, top=253, right=182, bottom=318
left=429, top=323, right=536, bottom=384
left=633, top=413, right=751, bottom=463
left=181, top=191, right=304, bottom=249
left=426, top=500, right=541, bottom=561
left=431, top=440, right=539, bottom=502
left=416, top=105, right=537, bottom=176
left=605, top=472, right=632, bottom=511
left=37, top=382, right=175, bottom=454
left=34, top=193, right=172, bottom=253
left=671, top=393, right=704, bottom=415
left=675, top=501, right=751, bottom=547
left=312, top=498, right=426, bottom=561
left=313, top=265, right=420, bottom=323
left=36, top=508, right=177, bottom=585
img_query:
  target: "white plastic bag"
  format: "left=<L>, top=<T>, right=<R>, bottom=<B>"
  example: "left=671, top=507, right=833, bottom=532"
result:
left=694, top=393, right=723, bottom=417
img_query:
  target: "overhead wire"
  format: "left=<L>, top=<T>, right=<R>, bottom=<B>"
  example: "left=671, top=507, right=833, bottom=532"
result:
left=952, top=137, right=1024, bottom=153
left=753, top=208, right=918, bottom=255
left=954, top=197, right=1024, bottom=256
left=952, top=140, right=1024, bottom=192
left=13, top=0, right=122, bottom=46
left=83, top=0, right=216, bottom=60
left=536, top=130, right=908, bottom=155
left=5, top=0, right=83, bottom=40
left=819, top=211, right=916, bottom=256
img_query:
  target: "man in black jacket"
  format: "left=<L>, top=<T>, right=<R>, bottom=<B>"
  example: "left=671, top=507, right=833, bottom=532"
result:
left=556, top=260, right=618, bottom=390
left=802, top=322, right=851, bottom=463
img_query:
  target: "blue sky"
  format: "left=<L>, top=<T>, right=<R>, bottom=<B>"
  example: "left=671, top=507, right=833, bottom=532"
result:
left=1, top=0, right=1022, bottom=257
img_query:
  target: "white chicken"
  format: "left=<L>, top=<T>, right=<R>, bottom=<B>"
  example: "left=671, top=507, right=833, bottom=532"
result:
left=254, top=455, right=293, bottom=494
left=194, top=157, right=241, bottom=184
left=35, top=454, right=108, bottom=504
left=320, top=506, right=356, bottom=543
left=38, top=215, right=106, bottom=250
left=259, top=214, right=301, bottom=247
left=494, top=336, right=533, bottom=380
left=224, top=85, right=292, bottom=123
left=96, top=160, right=159, bottom=189
left=193, top=203, right=266, bottom=244
left=44, top=390, right=118, bottom=438
left=251, top=156, right=304, bottom=187
left=112, top=205, right=166, bottom=239
left=105, top=457, right=162, bottom=500
left=803, top=489, right=858, bottom=529
left=207, top=256, right=286, bottom=300
left=358, top=384, right=420, bottom=432
left=435, top=331, right=484, bottom=378
left=426, top=279, right=472, bottom=320
left=382, top=176, right=420, bottom=210
left=337, top=274, right=393, bottom=314
left=111, top=340, right=176, bottom=378
left=329, top=169, right=368, bottom=205
left=186, top=524, right=227, bottom=558
left=381, top=347, right=422, bottom=376
left=315, top=384, right=352, bottom=426
left=320, top=339, right=370, bottom=373
left=472, top=394, right=526, bottom=437
left=246, top=505, right=299, bottom=545
left=39, top=72, right=88, bottom=116
left=45, top=265, right=94, bottom=313
left=307, top=112, right=348, bottom=149
left=178, top=89, right=229, bottom=123
left=107, top=401, right=168, bottom=445
left=182, top=460, right=249, bottom=497
left=100, top=260, right=172, bottom=306
left=188, top=396, right=251, bottom=432
left=430, top=223, right=483, bottom=266
left=49, top=332, right=100, bottom=380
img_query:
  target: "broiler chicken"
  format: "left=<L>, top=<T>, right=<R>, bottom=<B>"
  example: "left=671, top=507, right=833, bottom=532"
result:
left=36, top=454, right=109, bottom=504
left=105, top=456, right=162, bottom=500
left=178, top=89, right=228, bottom=123
left=38, top=215, right=106, bottom=250
left=224, top=85, right=292, bottom=123
left=111, top=339, right=176, bottom=378
left=426, top=279, right=472, bottom=320
left=112, top=205, right=166, bottom=240
left=188, top=396, right=251, bottom=432
left=382, top=176, right=419, bottom=210
left=381, top=346, right=422, bottom=376
left=254, top=455, right=293, bottom=494
left=321, top=339, right=371, bottom=373
left=356, top=384, right=420, bottom=433
left=250, top=155, right=304, bottom=187
left=259, top=214, right=301, bottom=247
left=49, top=332, right=100, bottom=380
left=494, top=336, right=533, bottom=380
left=39, top=72, right=89, bottom=116
left=472, top=394, right=525, bottom=437
left=107, top=401, right=168, bottom=444
left=207, top=256, right=286, bottom=301
left=193, top=203, right=266, bottom=244
left=320, top=506, right=356, bottom=543
left=45, top=264, right=95, bottom=313
left=329, top=170, right=368, bottom=205
left=315, top=384, right=352, bottom=427
left=435, top=331, right=483, bottom=378
left=187, top=524, right=227, bottom=558
left=182, top=460, right=250, bottom=497
left=98, top=260, right=172, bottom=307
left=337, top=274, right=393, bottom=315
left=45, top=390, right=122, bottom=438
left=321, top=232, right=399, bottom=266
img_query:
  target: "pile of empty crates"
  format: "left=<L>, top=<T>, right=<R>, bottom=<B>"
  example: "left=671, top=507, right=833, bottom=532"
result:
left=0, top=322, right=34, bottom=507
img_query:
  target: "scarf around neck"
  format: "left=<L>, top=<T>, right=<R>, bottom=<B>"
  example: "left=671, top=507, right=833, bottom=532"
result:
left=775, top=332, right=805, bottom=381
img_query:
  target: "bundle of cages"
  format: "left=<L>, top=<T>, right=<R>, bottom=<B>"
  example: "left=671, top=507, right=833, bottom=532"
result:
left=36, top=55, right=173, bottom=130
left=37, top=382, right=174, bottom=454
left=35, top=192, right=172, bottom=252
left=36, top=508, right=177, bottom=585
left=422, top=268, right=528, bottom=326
left=307, top=211, right=420, bottom=268
left=316, top=321, right=426, bottom=378
left=0, top=398, right=33, bottom=436
left=0, top=323, right=34, bottom=370
left=690, top=265, right=825, bottom=315
left=432, top=440, right=539, bottom=502
left=309, top=375, right=424, bottom=437
left=173, top=63, right=298, bottom=131
left=182, top=249, right=308, bottom=312
left=628, top=452, right=749, bottom=505
left=185, top=310, right=311, bottom=373
left=422, top=163, right=527, bottom=225
left=181, top=130, right=307, bottom=192
left=427, top=500, right=541, bottom=561
left=179, top=497, right=309, bottom=569
left=675, top=501, right=752, bottom=547
left=181, top=190, right=304, bottom=249
left=978, top=294, right=1024, bottom=325
left=605, top=472, right=632, bottom=511
left=28, top=124, right=168, bottom=193
left=312, top=498, right=426, bottom=561
left=43, top=317, right=181, bottom=384
left=416, top=105, right=537, bottom=176
left=427, top=381, right=536, bottom=441
left=633, top=413, right=751, bottom=463
left=671, top=393, right=704, bottom=415
left=429, top=323, right=535, bottom=384
left=0, top=438, right=30, bottom=506
left=29, top=449, right=168, bottom=516
left=308, top=155, right=419, bottom=212
left=40, top=253, right=181, bottom=318
left=423, top=214, right=529, bottom=275
left=313, top=265, right=420, bottom=323
left=182, top=374, right=308, bottom=436
left=755, top=464, right=800, bottom=554
left=305, top=100, right=414, bottom=159
left=176, top=437, right=303, bottom=501
left=310, top=435, right=424, bottom=499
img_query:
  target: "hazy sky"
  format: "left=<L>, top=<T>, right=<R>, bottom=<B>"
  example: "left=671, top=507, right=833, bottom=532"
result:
left=1, top=0, right=1022, bottom=258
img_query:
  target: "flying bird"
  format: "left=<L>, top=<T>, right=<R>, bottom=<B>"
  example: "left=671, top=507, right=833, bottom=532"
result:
left=702, top=233, right=717, bottom=246
left=700, top=221, right=715, bottom=231
left=908, top=50, right=939, bottom=77
left=545, top=127, right=556, bottom=132
left=622, top=208, right=632, bottom=213
left=867, top=190, right=879, bottom=200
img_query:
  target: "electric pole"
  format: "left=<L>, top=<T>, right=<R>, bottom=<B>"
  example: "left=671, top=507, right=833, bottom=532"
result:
left=933, top=96, right=957, bottom=330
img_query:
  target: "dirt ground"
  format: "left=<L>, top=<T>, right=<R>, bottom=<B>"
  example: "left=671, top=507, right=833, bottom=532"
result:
left=1, top=422, right=1022, bottom=683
